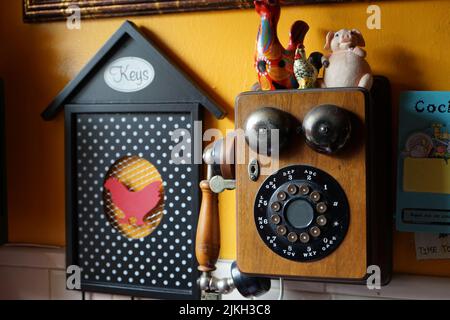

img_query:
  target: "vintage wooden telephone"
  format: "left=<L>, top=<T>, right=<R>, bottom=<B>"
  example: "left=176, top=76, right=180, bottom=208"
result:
left=195, top=77, right=393, bottom=297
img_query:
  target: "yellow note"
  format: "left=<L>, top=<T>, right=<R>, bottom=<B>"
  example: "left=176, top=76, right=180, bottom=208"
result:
left=403, top=158, right=450, bottom=194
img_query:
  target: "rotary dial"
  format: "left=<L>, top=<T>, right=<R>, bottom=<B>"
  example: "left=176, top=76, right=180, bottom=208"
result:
left=254, top=165, right=350, bottom=262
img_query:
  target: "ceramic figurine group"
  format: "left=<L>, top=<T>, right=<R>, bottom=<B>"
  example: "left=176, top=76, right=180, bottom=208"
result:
left=254, top=0, right=309, bottom=90
left=254, top=0, right=373, bottom=91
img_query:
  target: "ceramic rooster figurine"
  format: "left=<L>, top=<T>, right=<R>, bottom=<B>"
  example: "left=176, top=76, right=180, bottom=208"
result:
left=293, top=45, right=323, bottom=89
left=104, top=177, right=162, bottom=226
left=254, top=0, right=309, bottom=90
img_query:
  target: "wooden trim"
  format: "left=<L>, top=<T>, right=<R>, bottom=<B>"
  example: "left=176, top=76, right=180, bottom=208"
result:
left=24, top=0, right=368, bottom=23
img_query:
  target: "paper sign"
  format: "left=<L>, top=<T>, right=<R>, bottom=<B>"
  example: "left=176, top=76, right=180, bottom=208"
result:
left=396, top=91, right=450, bottom=233
left=415, top=233, right=450, bottom=260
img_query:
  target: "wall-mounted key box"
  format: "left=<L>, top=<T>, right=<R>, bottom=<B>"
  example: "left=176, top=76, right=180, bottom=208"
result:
left=41, top=21, right=225, bottom=299
left=235, top=77, right=393, bottom=284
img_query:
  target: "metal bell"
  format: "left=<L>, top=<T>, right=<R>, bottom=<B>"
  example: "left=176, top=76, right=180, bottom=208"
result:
left=302, top=104, right=351, bottom=154
left=244, top=107, right=293, bottom=155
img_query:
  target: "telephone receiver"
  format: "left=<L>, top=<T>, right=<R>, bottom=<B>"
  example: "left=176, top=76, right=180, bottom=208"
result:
left=195, top=134, right=271, bottom=298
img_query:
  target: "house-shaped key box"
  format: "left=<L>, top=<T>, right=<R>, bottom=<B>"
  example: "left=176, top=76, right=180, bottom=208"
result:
left=42, top=21, right=225, bottom=300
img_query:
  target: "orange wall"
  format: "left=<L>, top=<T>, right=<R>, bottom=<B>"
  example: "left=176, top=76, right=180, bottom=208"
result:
left=1, top=0, right=450, bottom=276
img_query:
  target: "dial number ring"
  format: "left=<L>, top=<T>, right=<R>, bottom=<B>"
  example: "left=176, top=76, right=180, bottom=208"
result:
left=254, top=165, right=350, bottom=262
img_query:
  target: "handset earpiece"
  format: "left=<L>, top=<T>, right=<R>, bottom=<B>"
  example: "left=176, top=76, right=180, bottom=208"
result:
left=231, top=261, right=271, bottom=298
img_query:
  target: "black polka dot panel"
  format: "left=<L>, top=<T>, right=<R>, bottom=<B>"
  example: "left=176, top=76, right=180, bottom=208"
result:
left=72, top=111, right=199, bottom=298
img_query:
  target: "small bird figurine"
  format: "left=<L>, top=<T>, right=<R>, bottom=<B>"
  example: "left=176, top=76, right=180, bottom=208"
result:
left=293, top=45, right=323, bottom=89
left=254, top=0, right=309, bottom=90
left=104, top=177, right=162, bottom=226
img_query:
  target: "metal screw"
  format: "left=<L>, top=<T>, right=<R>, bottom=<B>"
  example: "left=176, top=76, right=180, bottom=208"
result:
left=299, top=233, right=310, bottom=243
left=299, top=184, right=310, bottom=195
left=277, top=191, right=287, bottom=201
left=316, top=202, right=327, bottom=214
left=318, top=123, right=329, bottom=135
left=248, top=159, right=260, bottom=182
left=276, top=225, right=287, bottom=236
left=287, top=184, right=298, bottom=195
left=317, top=215, right=327, bottom=227
left=310, top=191, right=321, bottom=203
left=271, top=214, right=281, bottom=225
left=271, top=202, right=281, bottom=212
left=310, top=226, right=321, bottom=238
left=287, top=232, right=298, bottom=243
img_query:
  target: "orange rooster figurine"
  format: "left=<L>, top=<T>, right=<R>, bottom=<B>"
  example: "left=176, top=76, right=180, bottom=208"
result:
left=104, top=177, right=162, bottom=226
left=254, top=0, right=309, bottom=90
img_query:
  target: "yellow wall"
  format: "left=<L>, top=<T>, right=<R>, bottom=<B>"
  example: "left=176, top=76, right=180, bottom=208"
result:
left=1, top=0, right=450, bottom=276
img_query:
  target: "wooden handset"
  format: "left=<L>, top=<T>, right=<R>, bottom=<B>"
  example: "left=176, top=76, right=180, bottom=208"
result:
left=195, top=134, right=235, bottom=273
left=195, top=180, right=220, bottom=272
left=194, top=134, right=271, bottom=298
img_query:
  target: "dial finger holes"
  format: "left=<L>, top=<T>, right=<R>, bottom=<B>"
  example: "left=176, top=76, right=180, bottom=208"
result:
left=287, top=232, right=298, bottom=243
left=277, top=191, right=287, bottom=201
left=299, top=184, right=310, bottom=195
left=276, top=225, right=287, bottom=236
left=299, top=232, right=310, bottom=244
left=317, top=215, right=327, bottom=227
left=271, top=214, right=281, bottom=225
left=254, top=165, right=350, bottom=262
left=271, top=202, right=282, bottom=212
left=310, top=191, right=321, bottom=203
left=316, top=202, right=327, bottom=214
left=309, top=226, right=321, bottom=238
left=287, top=184, right=298, bottom=195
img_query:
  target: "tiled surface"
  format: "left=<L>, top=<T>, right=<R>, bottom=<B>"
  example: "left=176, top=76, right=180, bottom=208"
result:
left=0, top=245, right=65, bottom=269
left=0, top=266, right=50, bottom=300
left=326, top=274, right=450, bottom=300
left=330, top=294, right=391, bottom=300
left=1, top=246, right=450, bottom=300
left=87, top=293, right=114, bottom=300
left=283, top=280, right=327, bottom=294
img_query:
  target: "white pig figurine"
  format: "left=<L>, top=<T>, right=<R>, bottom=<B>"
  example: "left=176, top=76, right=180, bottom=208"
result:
left=322, top=29, right=373, bottom=90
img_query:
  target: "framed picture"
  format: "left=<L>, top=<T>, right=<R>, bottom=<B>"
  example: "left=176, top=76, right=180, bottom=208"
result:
left=24, top=0, right=364, bottom=22
left=65, top=104, right=201, bottom=299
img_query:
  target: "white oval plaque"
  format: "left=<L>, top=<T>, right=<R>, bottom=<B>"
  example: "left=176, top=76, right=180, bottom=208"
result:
left=104, top=57, right=155, bottom=93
